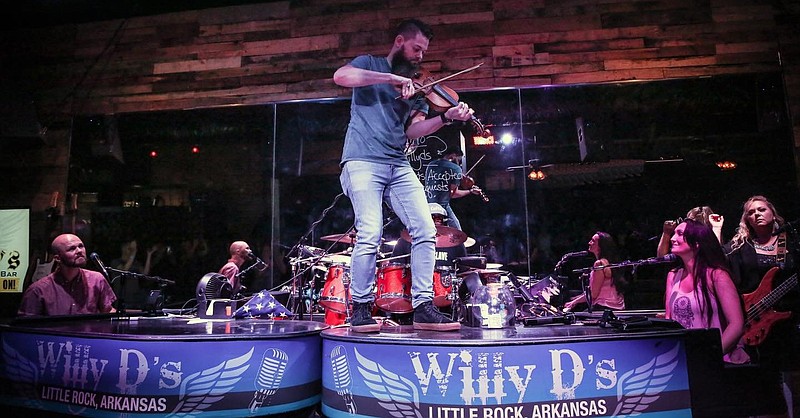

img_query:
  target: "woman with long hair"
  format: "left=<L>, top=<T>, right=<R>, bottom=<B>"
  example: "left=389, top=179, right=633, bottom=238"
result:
left=725, top=195, right=798, bottom=416
left=665, top=219, right=746, bottom=360
left=563, top=232, right=626, bottom=312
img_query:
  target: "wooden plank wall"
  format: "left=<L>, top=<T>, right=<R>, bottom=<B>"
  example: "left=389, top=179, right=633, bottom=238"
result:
left=0, top=0, right=798, bottom=212
left=0, top=0, right=795, bottom=116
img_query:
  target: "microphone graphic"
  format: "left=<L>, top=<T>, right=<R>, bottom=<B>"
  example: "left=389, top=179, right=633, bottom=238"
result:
left=330, top=345, right=356, bottom=414
left=249, top=348, right=288, bottom=412
left=89, top=252, right=110, bottom=281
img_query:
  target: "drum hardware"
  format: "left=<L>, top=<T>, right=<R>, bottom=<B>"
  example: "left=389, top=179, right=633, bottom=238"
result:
left=378, top=253, right=411, bottom=264
left=453, top=256, right=486, bottom=271
left=283, top=192, right=349, bottom=319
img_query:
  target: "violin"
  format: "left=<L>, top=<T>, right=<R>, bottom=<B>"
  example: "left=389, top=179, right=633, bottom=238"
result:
left=411, top=67, right=491, bottom=138
left=460, top=174, right=489, bottom=202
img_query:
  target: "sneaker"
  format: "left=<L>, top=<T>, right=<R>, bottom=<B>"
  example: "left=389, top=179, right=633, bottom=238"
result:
left=413, top=301, right=461, bottom=331
left=350, top=302, right=380, bottom=333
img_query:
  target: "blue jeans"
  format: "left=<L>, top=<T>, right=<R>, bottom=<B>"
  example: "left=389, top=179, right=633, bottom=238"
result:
left=442, top=203, right=462, bottom=231
left=340, top=161, right=436, bottom=308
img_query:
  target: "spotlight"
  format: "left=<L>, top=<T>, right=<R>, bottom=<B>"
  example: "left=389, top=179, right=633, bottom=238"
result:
left=191, top=145, right=200, bottom=154
left=499, top=133, right=514, bottom=145
left=149, top=150, right=158, bottom=158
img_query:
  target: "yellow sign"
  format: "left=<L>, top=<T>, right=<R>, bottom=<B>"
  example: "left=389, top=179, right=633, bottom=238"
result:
left=0, top=208, right=30, bottom=293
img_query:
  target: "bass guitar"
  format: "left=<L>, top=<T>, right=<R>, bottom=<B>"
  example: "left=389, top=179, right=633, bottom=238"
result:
left=742, top=266, right=798, bottom=346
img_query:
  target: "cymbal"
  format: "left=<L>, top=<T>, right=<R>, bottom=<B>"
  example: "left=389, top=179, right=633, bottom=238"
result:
left=464, top=237, right=476, bottom=248
left=320, top=232, right=357, bottom=244
left=401, top=225, right=467, bottom=248
left=320, top=253, right=351, bottom=265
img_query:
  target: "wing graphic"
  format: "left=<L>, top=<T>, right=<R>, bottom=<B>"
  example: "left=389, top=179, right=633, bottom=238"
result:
left=611, top=342, right=681, bottom=416
left=354, top=347, right=422, bottom=418
left=167, top=347, right=254, bottom=417
left=2, top=340, right=42, bottom=409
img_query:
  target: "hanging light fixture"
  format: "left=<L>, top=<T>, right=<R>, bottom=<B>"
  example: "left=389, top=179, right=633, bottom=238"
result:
left=715, top=159, right=737, bottom=171
left=527, top=168, right=546, bottom=181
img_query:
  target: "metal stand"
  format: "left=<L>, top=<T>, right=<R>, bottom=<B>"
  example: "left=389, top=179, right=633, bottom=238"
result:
left=580, top=272, right=593, bottom=313
left=108, top=267, right=174, bottom=314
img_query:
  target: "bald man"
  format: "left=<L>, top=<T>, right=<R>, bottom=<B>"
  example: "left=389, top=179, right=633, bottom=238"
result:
left=219, top=240, right=253, bottom=295
left=18, top=234, right=117, bottom=316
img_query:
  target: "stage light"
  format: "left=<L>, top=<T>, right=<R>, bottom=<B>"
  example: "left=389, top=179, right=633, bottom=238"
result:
left=191, top=145, right=200, bottom=154
left=499, top=133, right=514, bottom=145
left=149, top=150, right=158, bottom=158
left=716, top=160, right=737, bottom=171
left=528, top=169, right=546, bottom=181
left=472, top=134, right=495, bottom=146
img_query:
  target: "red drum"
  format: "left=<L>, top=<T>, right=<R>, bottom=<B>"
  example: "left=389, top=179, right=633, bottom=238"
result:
left=433, top=266, right=455, bottom=308
left=320, top=264, right=350, bottom=314
left=324, top=308, right=347, bottom=326
left=375, top=263, right=412, bottom=314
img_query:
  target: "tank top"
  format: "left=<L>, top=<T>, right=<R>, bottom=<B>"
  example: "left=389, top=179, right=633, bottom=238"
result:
left=668, top=269, right=723, bottom=330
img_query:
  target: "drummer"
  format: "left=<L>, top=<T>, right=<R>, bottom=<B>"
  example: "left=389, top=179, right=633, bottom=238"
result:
left=392, top=203, right=467, bottom=267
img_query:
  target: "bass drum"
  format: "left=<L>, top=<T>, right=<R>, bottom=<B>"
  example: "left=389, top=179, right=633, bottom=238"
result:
left=433, top=266, right=456, bottom=308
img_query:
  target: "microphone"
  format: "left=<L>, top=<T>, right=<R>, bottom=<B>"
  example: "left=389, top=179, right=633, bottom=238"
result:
left=563, top=250, right=590, bottom=258
left=555, top=250, right=590, bottom=269
left=89, top=253, right=110, bottom=281
left=632, top=253, right=679, bottom=265
left=249, top=348, right=288, bottom=412
left=330, top=345, right=357, bottom=414
left=773, top=219, right=800, bottom=236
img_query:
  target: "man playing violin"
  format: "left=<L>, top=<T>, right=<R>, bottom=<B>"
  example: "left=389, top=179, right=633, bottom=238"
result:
left=424, top=146, right=483, bottom=231
left=333, top=18, right=474, bottom=333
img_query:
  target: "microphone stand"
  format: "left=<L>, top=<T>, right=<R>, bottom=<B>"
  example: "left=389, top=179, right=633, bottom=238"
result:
left=235, top=257, right=268, bottom=297
left=284, top=192, right=346, bottom=319
left=107, top=267, right=174, bottom=314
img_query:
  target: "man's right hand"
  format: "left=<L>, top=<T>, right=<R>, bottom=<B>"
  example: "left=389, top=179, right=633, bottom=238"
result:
left=391, top=74, right=417, bottom=99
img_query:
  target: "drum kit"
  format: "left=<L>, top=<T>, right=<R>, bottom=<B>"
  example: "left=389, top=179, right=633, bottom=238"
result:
left=289, top=228, right=563, bottom=327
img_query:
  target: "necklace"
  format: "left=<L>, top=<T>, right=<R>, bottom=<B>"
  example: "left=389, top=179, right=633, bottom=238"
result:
left=753, top=239, right=776, bottom=251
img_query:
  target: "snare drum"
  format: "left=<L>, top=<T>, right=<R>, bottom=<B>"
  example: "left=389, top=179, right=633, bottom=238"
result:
left=433, top=266, right=456, bottom=308
left=375, top=263, right=412, bottom=313
left=320, top=264, right=351, bottom=314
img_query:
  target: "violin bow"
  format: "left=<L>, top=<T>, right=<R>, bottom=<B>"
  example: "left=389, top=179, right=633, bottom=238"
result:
left=413, top=62, right=484, bottom=93
left=397, top=62, right=484, bottom=99
left=463, top=154, right=485, bottom=177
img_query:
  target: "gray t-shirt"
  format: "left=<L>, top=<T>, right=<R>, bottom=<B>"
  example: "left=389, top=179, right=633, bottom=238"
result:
left=341, top=55, right=428, bottom=167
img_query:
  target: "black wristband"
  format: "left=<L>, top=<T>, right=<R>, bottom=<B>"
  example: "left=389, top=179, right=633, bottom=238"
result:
left=440, top=113, right=452, bottom=125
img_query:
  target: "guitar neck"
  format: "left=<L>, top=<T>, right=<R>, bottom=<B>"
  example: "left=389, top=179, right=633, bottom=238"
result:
left=748, top=273, right=797, bottom=318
